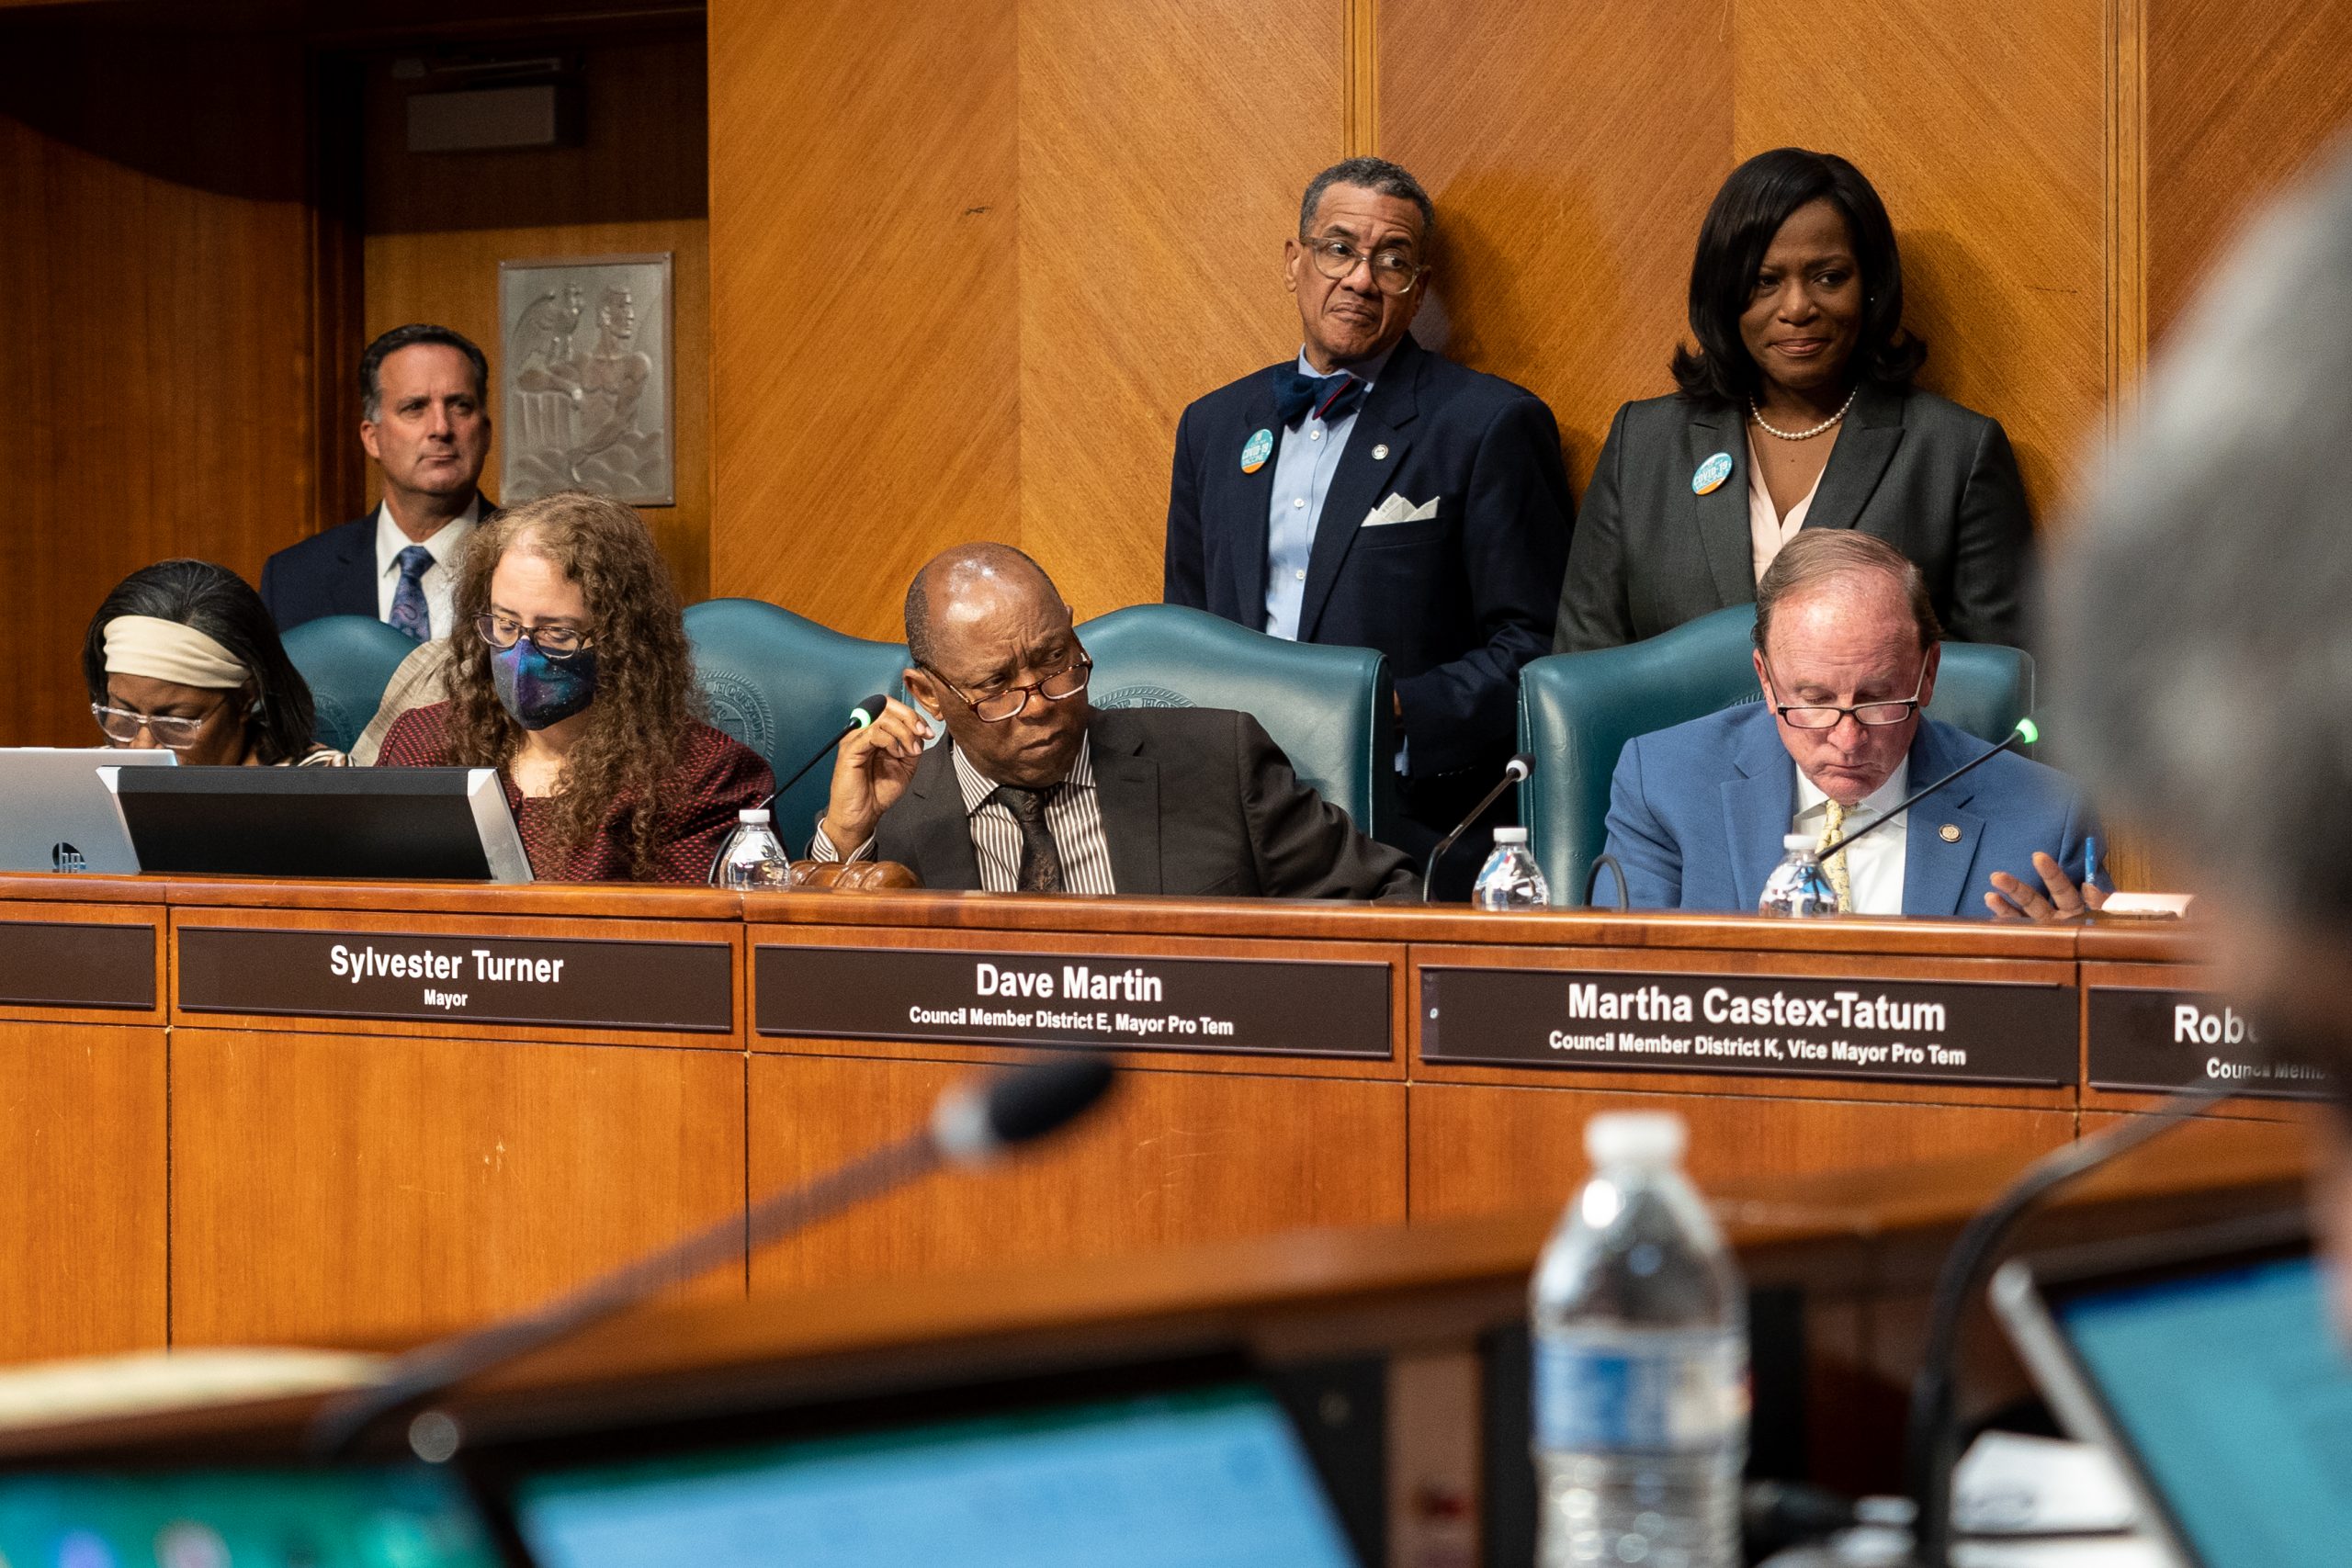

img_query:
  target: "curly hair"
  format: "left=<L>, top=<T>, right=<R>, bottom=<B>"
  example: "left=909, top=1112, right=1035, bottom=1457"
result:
left=438, top=491, right=705, bottom=879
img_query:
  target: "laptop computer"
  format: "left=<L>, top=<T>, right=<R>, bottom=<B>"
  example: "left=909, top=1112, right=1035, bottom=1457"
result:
left=0, top=749, right=176, bottom=874
left=1992, top=1209, right=2346, bottom=1568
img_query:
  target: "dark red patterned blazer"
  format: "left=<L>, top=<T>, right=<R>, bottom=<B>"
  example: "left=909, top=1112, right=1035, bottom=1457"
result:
left=378, top=702, right=774, bottom=884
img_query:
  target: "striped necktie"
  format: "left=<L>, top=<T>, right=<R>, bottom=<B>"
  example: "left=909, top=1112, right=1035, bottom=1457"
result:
left=1818, top=798, right=1854, bottom=911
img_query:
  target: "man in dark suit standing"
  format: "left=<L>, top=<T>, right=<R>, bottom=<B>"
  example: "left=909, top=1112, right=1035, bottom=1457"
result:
left=1163, top=158, right=1573, bottom=897
left=809, top=544, right=1417, bottom=901
left=261, top=324, right=494, bottom=639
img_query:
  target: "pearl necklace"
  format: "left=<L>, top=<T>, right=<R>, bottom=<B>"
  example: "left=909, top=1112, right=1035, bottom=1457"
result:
left=1749, top=385, right=1858, bottom=441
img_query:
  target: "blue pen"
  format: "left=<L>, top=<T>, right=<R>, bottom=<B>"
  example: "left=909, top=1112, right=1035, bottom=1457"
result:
left=2085, top=835, right=2101, bottom=892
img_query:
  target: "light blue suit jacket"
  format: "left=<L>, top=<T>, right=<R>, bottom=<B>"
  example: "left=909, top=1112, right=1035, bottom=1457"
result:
left=1600, top=704, right=2100, bottom=918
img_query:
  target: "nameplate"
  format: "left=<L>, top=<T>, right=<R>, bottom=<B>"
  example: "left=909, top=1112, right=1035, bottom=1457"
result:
left=1421, top=966, right=2075, bottom=1087
left=178, top=928, right=733, bottom=1032
left=2086, top=986, right=2329, bottom=1101
left=0, top=921, right=155, bottom=1011
left=755, top=944, right=1390, bottom=1059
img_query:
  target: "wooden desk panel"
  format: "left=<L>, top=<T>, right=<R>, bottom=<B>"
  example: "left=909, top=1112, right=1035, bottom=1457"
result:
left=169, top=1030, right=746, bottom=1346
left=0, top=899, right=164, bottom=1026
left=747, top=1054, right=1408, bottom=1293
left=1408, top=1080, right=2075, bottom=1224
left=0, top=1022, right=165, bottom=1361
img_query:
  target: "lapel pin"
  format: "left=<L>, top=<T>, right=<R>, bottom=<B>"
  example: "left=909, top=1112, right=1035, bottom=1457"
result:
left=1240, top=428, right=1273, bottom=473
left=1691, top=451, right=1733, bottom=494
left=1938, top=823, right=1962, bottom=843
left=1372, top=443, right=1390, bottom=460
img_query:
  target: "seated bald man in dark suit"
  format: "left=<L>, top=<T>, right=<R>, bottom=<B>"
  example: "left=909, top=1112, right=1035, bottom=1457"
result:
left=808, top=544, right=1418, bottom=901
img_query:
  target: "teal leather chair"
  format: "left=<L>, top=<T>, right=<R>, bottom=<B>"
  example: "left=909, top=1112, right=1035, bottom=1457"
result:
left=683, top=599, right=911, bottom=852
left=1077, top=603, right=1396, bottom=839
left=1517, top=603, right=2035, bottom=905
left=279, top=615, right=418, bottom=753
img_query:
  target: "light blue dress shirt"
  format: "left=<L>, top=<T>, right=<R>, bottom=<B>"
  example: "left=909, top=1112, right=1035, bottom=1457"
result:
left=1261, top=344, right=1395, bottom=640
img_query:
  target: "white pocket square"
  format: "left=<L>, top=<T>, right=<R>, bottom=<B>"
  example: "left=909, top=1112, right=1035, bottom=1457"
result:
left=1363, top=492, right=1440, bottom=527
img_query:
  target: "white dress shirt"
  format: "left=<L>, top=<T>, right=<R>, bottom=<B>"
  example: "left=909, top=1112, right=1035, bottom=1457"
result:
left=1792, top=758, right=1910, bottom=915
left=1746, top=426, right=1823, bottom=584
left=373, top=494, right=482, bottom=640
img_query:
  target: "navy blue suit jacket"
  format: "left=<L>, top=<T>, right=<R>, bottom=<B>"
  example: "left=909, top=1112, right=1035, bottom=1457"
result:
left=261, top=515, right=379, bottom=632
left=1163, top=335, right=1573, bottom=779
left=1601, top=705, right=2099, bottom=918
left=260, top=492, right=493, bottom=633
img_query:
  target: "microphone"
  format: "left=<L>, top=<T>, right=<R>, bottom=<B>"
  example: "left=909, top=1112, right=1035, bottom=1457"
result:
left=1902, top=1066, right=2239, bottom=1566
left=755, top=693, right=894, bottom=812
left=1423, top=752, right=1535, bottom=902
left=307, top=1053, right=1115, bottom=1461
left=1813, top=719, right=2040, bottom=865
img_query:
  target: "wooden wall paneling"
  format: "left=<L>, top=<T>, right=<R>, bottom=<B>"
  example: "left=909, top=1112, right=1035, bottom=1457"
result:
left=0, top=1022, right=165, bottom=1363
left=358, top=27, right=712, bottom=598
left=0, top=18, right=322, bottom=745
left=1408, top=1079, right=2074, bottom=1224
left=2145, top=0, right=2352, bottom=346
left=707, top=0, right=1019, bottom=638
left=1014, top=0, right=1346, bottom=617
left=169, top=1030, right=746, bottom=1347
left=748, top=1054, right=1408, bottom=1293
left=1734, top=0, right=2107, bottom=520
left=1376, top=0, right=1733, bottom=494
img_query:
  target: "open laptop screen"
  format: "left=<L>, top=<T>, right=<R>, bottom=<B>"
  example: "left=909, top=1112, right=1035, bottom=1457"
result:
left=510, top=1381, right=1360, bottom=1568
left=2055, top=1249, right=2352, bottom=1567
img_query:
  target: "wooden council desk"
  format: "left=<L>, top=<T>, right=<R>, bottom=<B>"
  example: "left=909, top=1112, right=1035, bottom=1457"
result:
left=0, top=874, right=2290, bottom=1369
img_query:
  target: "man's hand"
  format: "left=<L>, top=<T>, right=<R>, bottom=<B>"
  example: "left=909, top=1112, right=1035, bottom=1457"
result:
left=817, top=697, right=933, bottom=854
left=1984, top=851, right=2109, bottom=924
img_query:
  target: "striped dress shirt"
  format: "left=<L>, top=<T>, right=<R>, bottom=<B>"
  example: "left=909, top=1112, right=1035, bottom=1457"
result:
left=810, top=737, right=1118, bottom=895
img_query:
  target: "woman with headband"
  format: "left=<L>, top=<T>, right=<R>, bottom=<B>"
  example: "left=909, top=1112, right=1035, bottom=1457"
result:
left=376, top=490, right=773, bottom=882
left=83, top=560, right=342, bottom=766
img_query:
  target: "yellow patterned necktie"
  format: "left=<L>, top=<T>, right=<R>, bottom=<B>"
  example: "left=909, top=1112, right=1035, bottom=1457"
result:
left=1818, top=798, right=1854, bottom=910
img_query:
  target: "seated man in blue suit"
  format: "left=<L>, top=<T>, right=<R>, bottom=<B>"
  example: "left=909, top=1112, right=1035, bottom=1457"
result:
left=1163, top=157, right=1573, bottom=896
left=261, top=323, right=494, bottom=640
left=1602, top=531, right=2104, bottom=920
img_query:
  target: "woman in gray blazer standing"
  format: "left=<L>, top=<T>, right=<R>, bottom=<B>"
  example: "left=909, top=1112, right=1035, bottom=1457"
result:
left=1555, top=148, right=2032, bottom=651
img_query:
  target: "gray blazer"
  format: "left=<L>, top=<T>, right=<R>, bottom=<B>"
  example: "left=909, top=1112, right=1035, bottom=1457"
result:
left=1554, top=381, right=2032, bottom=651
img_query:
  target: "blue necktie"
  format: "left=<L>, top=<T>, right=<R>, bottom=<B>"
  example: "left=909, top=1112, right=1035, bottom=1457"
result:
left=389, top=545, right=435, bottom=642
left=1273, top=370, right=1366, bottom=429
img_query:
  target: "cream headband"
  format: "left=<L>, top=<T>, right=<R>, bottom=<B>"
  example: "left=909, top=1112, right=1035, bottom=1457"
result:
left=102, top=615, right=251, bottom=691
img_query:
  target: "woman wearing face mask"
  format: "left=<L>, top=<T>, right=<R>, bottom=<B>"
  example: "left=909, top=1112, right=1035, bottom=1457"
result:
left=84, top=560, right=343, bottom=766
left=1555, top=147, right=2033, bottom=652
left=375, top=491, right=773, bottom=882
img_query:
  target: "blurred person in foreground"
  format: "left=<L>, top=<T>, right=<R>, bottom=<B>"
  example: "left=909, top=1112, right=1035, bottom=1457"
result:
left=2052, top=142, right=2352, bottom=1333
left=375, top=491, right=771, bottom=882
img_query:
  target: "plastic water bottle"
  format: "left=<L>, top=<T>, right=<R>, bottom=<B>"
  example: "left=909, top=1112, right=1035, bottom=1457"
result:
left=712, top=807, right=794, bottom=889
left=1758, top=832, right=1841, bottom=917
left=1532, top=1112, right=1747, bottom=1568
left=1472, top=825, right=1550, bottom=908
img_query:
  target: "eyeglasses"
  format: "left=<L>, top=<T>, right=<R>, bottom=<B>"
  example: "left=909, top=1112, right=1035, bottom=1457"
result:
left=1764, top=657, right=1930, bottom=729
left=924, top=649, right=1092, bottom=724
left=475, top=614, right=593, bottom=660
left=91, top=701, right=225, bottom=750
left=1299, top=234, right=1426, bottom=296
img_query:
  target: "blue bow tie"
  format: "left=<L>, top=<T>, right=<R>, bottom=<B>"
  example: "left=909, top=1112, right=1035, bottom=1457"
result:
left=1273, top=370, right=1367, bottom=428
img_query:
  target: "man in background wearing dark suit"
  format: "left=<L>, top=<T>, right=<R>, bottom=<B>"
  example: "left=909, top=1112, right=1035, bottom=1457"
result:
left=261, top=324, right=494, bottom=639
left=810, top=543, right=1417, bottom=901
left=1163, top=158, right=1573, bottom=897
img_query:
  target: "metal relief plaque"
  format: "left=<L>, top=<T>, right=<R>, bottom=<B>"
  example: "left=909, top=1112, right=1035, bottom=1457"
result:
left=2086, top=987, right=2330, bottom=1101
left=500, top=253, right=673, bottom=505
left=178, top=928, right=730, bottom=1032
left=1421, top=965, right=2075, bottom=1088
left=756, top=944, right=1390, bottom=1059
left=0, top=921, right=155, bottom=1010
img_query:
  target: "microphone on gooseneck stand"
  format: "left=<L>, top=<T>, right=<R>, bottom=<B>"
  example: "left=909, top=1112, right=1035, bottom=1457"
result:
left=1811, top=719, right=2041, bottom=866
left=755, top=693, right=896, bottom=813
left=307, top=1053, right=1116, bottom=1461
left=1423, top=752, right=1535, bottom=902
